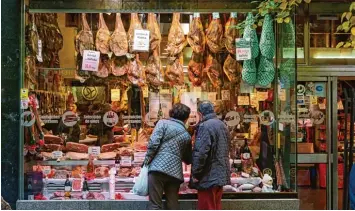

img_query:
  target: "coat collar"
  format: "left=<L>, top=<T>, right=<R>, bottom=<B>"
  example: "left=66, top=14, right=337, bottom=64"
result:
left=169, top=118, right=186, bottom=128
left=201, top=113, right=217, bottom=122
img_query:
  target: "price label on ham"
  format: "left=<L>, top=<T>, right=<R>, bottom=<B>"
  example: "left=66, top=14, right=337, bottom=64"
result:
left=120, top=156, right=132, bottom=167
left=82, top=50, right=100, bottom=72
left=103, top=111, right=119, bottom=127
left=111, top=89, right=121, bottom=101
left=52, top=151, right=63, bottom=159
left=212, top=12, right=220, bottom=19
left=133, top=29, right=150, bottom=52
left=88, top=146, right=101, bottom=156
left=236, top=38, right=251, bottom=61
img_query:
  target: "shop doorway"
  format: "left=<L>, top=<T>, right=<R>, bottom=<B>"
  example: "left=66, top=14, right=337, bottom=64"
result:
left=296, top=76, right=339, bottom=210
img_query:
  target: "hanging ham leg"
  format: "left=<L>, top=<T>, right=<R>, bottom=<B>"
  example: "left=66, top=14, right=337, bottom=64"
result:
left=223, top=54, right=242, bottom=83
left=205, top=54, right=222, bottom=88
left=75, top=14, right=94, bottom=55
left=166, top=13, right=186, bottom=56
left=165, top=57, right=184, bottom=86
left=127, top=13, right=143, bottom=53
left=188, top=53, right=203, bottom=86
left=187, top=14, right=206, bottom=54
left=109, top=13, right=128, bottom=56
left=206, top=14, right=223, bottom=53
left=225, top=14, right=239, bottom=55
left=96, top=13, right=111, bottom=54
left=147, top=13, right=162, bottom=52
left=145, top=51, right=162, bottom=88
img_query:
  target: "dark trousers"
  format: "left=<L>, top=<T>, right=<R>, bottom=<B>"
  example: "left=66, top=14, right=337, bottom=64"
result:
left=148, top=171, right=181, bottom=210
left=197, top=186, right=223, bottom=210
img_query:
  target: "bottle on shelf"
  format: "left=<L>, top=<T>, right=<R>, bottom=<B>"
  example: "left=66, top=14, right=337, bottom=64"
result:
left=233, top=145, right=242, bottom=175
left=87, top=155, right=95, bottom=174
left=242, top=138, right=251, bottom=160
left=115, top=153, right=120, bottom=173
left=82, top=177, right=89, bottom=199
left=241, top=138, right=253, bottom=175
left=64, top=174, right=71, bottom=199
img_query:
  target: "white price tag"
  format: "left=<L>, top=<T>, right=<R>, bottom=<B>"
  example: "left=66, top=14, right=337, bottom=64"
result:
left=212, top=12, right=220, bottom=19
left=88, top=146, right=101, bottom=156
left=133, top=29, right=150, bottom=52
left=193, top=13, right=200, bottom=18
left=120, top=156, right=132, bottom=167
left=52, top=151, right=63, bottom=159
left=231, top=12, right=238, bottom=18
left=43, top=166, right=51, bottom=175
left=236, top=38, right=251, bottom=61
left=82, top=50, right=100, bottom=71
left=36, top=40, right=43, bottom=62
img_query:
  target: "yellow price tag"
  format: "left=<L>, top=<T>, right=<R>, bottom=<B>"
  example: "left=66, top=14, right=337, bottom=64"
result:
left=111, top=89, right=121, bottom=101
left=21, top=88, right=29, bottom=100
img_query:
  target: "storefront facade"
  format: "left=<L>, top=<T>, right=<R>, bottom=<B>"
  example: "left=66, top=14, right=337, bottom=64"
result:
left=2, top=0, right=352, bottom=210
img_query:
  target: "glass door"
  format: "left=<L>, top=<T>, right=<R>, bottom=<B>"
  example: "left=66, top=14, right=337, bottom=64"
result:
left=296, top=76, right=338, bottom=210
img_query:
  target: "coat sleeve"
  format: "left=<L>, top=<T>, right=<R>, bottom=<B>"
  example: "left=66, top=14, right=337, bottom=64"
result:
left=192, top=125, right=212, bottom=180
left=182, top=140, right=192, bottom=165
left=143, top=120, right=165, bottom=165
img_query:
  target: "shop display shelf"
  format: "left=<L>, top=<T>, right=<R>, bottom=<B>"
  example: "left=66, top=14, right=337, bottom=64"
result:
left=39, top=160, right=116, bottom=166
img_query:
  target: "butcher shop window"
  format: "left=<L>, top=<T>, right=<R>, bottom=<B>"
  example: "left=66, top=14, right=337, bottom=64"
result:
left=21, top=11, right=297, bottom=200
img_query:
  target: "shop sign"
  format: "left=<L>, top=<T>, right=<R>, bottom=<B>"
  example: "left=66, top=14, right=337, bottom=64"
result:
left=237, top=96, right=250, bottom=106
left=120, top=156, right=132, bottom=167
left=40, top=115, right=60, bottom=124
left=278, top=112, right=295, bottom=124
left=212, top=12, right=220, bottom=19
left=111, top=89, right=121, bottom=101
left=207, top=92, right=217, bottom=103
left=142, top=86, right=149, bottom=98
left=88, top=146, right=101, bottom=156
left=236, top=38, right=251, bottom=61
left=133, top=29, right=150, bottom=52
left=21, top=88, right=29, bottom=100
left=310, top=96, right=318, bottom=105
left=37, top=40, right=43, bottom=62
left=21, top=111, right=36, bottom=127
left=259, top=110, right=275, bottom=126
left=297, top=95, right=305, bottom=105
left=122, top=115, right=142, bottom=124
left=52, top=151, right=63, bottom=159
left=296, top=84, right=306, bottom=95
left=62, top=111, right=79, bottom=127
left=243, top=114, right=258, bottom=123
left=149, top=93, right=172, bottom=122
left=83, top=115, right=101, bottom=124
left=314, top=83, right=326, bottom=97
left=310, top=110, right=325, bottom=125
left=256, top=91, right=268, bottom=101
left=221, top=90, right=230, bottom=101
left=250, top=93, right=258, bottom=110
left=278, top=86, right=286, bottom=101
left=224, top=111, right=241, bottom=127
left=240, top=81, right=254, bottom=94
left=82, top=50, right=100, bottom=72
left=21, top=99, right=29, bottom=109
left=103, top=111, right=119, bottom=127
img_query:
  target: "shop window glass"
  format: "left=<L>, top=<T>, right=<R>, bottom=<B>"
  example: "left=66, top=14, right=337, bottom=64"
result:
left=21, top=9, right=297, bottom=201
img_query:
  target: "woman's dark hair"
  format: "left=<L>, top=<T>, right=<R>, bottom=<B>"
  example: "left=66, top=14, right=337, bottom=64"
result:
left=169, top=103, right=191, bottom=122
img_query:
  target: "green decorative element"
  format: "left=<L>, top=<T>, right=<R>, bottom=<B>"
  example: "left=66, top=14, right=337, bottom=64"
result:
left=279, top=59, right=295, bottom=89
left=236, top=0, right=310, bottom=32
left=257, top=56, right=275, bottom=87
left=242, top=59, right=257, bottom=85
left=336, top=2, right=355, bottom=49
left=243, top=13, right=259, bottom=59
left=259, top=14, right=275, bottom=59
left=282, top=20, right=295, bottom=48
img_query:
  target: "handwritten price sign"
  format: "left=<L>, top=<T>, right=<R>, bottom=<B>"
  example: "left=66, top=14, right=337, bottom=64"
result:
left=236, top=38, right=252, bottom=61
left=82, top=50, right=100, bottom=72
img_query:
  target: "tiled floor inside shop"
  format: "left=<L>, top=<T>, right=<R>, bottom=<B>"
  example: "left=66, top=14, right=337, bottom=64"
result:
left=298, top=187, right=344, bottom=210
